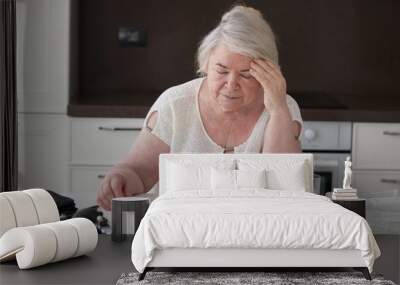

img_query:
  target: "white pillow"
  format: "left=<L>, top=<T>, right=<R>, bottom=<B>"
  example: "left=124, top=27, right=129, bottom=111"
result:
left=236, top=169, right=267, bottom=189
left=211, top=168, right=236, bottom=190
left=163, top=157, right=236, bottom=193
left=211, top=168, right=267, bottom=190
left=269, top=162, right=307, bottom=191
left=238, top=159, right=308, bottom=191
left=166, top=159, right=236, bottom=192
left=167, top=162, right=211, bottom=191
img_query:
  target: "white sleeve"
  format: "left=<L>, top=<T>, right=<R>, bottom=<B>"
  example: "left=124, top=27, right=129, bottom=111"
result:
left=286, top=95, right=303, bottom=140
left=143, top=89, right=174, bottom=146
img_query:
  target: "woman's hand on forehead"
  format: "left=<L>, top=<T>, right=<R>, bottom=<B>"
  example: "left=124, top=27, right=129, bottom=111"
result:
left=249, top=58, right=288, bottom=113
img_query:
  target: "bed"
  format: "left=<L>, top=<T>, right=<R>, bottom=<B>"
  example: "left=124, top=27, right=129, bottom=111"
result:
left=131, top=153, right=380, bottom=280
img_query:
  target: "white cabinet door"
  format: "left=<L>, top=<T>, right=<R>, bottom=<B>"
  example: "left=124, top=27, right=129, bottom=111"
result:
left=70, top=117, right=146, bottom=210
left=353, top=170, right=400, bottom=197
left=16, top=0, right=70, bottom=113
left=18, top=114, right=70, bottom=194
left=70, top=118, right=144, bottom=166
left=353, top=123, right=400, bottom=170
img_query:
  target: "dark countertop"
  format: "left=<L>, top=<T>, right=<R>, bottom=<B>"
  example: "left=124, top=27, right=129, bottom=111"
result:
left=67, top=95, right=400, bottom=122
left=1, top=234, right=398, bottom=284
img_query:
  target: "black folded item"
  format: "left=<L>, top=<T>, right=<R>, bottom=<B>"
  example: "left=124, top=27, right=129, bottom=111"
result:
left=47, top=190, right=78, bottom=219
left=73, top=205, right=109, bottom=234
left=47, top=190, right=76, bottom=209
left=73, top=205, right=101, bottom=224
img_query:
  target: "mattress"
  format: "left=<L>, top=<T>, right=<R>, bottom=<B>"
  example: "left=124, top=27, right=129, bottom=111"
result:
left=131, top=189, right=380, bottom=273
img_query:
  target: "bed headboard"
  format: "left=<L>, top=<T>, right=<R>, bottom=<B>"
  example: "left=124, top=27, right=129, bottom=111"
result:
left=159, top=153, right=314, bottom=195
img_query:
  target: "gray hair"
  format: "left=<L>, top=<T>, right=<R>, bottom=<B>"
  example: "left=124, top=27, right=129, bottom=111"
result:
left=196, top=5, right=279, bottom=75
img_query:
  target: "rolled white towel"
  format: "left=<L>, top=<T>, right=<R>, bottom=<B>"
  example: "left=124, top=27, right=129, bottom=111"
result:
left=0, top=225, right=57, bottom=268
left=64, top=218, right=98, bottom=257
left=23, top=189, right=59, bottom=224
left=42, top=221, right=79, bottom=262
left=0, top=218, right=98, bottom=269
left=0, top=196, right=17, bottom=237
left=0, top=189, right=59, bottom=238
left=0, top=191, right=39, bottom=227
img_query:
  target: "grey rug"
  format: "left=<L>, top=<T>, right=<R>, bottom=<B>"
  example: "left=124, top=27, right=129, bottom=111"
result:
left=116, top=271, right=396, bottom=285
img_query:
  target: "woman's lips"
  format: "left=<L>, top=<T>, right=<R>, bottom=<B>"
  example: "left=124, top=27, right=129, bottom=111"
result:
left=222, top=94, right=241, bottom=100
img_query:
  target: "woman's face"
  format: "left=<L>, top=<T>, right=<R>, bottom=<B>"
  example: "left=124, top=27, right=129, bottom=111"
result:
left=206, top=44, right=264, bottom=113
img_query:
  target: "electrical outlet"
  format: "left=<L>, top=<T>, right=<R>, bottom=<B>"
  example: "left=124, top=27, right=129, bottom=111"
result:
left=118, top=27, right=147, bottom=47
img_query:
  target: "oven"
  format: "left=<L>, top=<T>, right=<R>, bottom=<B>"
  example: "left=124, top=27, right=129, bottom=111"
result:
left=300, top=121, right=352, bottom=196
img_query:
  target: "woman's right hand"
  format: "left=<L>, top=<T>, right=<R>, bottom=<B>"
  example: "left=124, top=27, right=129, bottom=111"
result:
left=96, top=112, right=170, bottom=211
left=96, top=165, right=135, bottom=211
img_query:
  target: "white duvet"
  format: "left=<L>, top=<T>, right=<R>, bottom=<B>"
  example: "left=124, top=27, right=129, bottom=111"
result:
left=131, top=190, right=380, bottom=273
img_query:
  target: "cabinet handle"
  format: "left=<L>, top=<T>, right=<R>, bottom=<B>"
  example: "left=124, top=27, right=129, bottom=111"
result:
left=98, top=126, right=141, bottom=131
left=380, top=178, right=400, bottom=184
left=97, top=174, right=106, bottom=179
left=382, top=131, right=400, bottom=136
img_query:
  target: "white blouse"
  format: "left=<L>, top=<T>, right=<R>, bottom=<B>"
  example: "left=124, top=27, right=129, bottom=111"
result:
left=143, top=77, right=303, bottom=153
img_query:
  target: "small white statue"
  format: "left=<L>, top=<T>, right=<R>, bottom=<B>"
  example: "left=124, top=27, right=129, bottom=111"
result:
left=343, top=156, right=352, bottom=189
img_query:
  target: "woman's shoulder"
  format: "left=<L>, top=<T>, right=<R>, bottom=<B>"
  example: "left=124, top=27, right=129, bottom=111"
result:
left=157, top=77, right=204, bottom=105
left=285, top=94, right=299, bottom=107
left=146, top=77, right=203, bottom=120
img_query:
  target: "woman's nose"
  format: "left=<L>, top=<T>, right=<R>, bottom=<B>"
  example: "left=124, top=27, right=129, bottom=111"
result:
left=225, top=74, right=239, bottom=91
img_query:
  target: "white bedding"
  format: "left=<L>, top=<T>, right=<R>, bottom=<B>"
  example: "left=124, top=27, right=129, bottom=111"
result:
left=131, top=190, right=380, bottom=273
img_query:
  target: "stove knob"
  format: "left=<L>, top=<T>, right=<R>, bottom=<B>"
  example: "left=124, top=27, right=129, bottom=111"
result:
left=304, top=129, right=316, bottom=140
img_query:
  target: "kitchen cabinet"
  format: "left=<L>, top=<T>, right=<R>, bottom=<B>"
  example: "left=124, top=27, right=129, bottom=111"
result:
left=352, top=123, right=400, bottom=284
left=69, top=117, right=144, bottom=209
left=70, top=118, right=142, bottom=166
left=353, top=123, right=400, bottom=170
left=352, top=171, right=400, bottom=195
left=352, top=123, right=400, bottom=235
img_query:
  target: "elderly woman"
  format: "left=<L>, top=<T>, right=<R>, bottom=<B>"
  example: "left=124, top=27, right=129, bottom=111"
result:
left=97, top=5, right=303, bottom=210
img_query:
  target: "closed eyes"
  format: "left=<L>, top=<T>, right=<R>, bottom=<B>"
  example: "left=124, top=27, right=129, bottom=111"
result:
left=216, top=70, right=228, bottom=75
left=240, top=73, right=252, bottom=79
left=216, top=70, right=252, bottom=79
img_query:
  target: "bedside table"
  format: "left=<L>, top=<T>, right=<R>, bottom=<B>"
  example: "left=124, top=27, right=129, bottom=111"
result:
left=332, top=199, right=366, bottom=218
